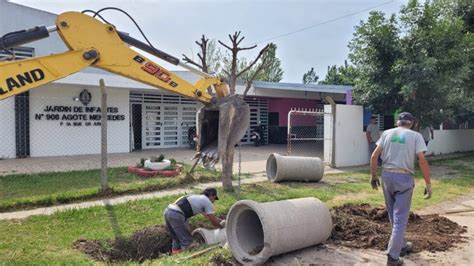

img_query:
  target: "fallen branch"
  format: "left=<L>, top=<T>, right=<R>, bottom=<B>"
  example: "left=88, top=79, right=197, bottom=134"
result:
left=175, top=245, right=220, bottom=264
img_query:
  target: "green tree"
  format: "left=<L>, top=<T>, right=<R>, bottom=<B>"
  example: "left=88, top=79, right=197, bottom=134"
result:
left=320, top=60, right=357, bottom=85
left=395, top=0, right=471, bottom=126
left=302, top=67, right=319, bottom=84
left=206, top=39, right=224, bottom=74
left=349, top=0, right=473, bottom=126
left=247, top=43, right=284, bottom=83
left=349, top=11, right=401, bottom=114
left=446, top=0, right=474, bottom=124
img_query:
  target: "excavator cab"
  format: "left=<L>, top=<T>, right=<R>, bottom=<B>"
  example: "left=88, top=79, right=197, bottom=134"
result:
left=0, top=11, right=249, bottom=166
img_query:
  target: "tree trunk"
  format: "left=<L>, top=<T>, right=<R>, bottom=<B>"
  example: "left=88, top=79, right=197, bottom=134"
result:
left=221, top=147, right=235, bottom=192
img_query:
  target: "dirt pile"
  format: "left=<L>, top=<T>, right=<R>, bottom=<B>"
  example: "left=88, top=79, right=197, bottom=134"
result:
left=208, top=249, right=237, bottom=266
left=72, top=218, right=222, bottom=263
left=73, top=225, right=171, bottom=263
left=73, top=204, right=467, bottom=263
left=330, top=203, right=467, bottom=252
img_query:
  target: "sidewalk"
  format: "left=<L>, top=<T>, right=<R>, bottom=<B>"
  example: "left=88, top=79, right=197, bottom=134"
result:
left=0, top=163, right=365, bottom=220
left=0, top=144, right=298, bottom=175
left=0, top=174, right=268, bottom=220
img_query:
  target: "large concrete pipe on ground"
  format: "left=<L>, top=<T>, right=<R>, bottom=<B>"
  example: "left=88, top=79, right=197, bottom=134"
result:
left=266, top=153, right=324, bottom=182
left=226, top=197, right=333, bottom=264
left=192, top=228, right=226, bottom=246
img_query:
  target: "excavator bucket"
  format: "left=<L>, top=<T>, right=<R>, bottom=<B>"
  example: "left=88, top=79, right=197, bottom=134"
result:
left=196, top=95, right=250, bottom=167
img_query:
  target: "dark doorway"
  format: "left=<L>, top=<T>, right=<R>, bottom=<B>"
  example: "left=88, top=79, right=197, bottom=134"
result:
left=383, top=115, right=395, bottom=130
left=268, top=112, right=286, bottom=144
left=268, top=112, right=279, bottom=126
left=131, top=104, right=142, bottom=150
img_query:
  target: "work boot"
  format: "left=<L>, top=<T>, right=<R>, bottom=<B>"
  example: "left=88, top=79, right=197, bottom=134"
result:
left=387, top=255, right=404, bottom=266
left=400, top=242, right=413, bottom=257
left=171, top=248, right=181, bottom=255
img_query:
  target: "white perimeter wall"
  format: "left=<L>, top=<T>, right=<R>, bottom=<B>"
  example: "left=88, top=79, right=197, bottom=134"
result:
left=427, top=129, right=474, bottom=156
left=0, top=97, right=16, bottom=158
left=332, top=105, right=368, bottom=167
left=326, top=104, right=474, bottom=167
left=29, top=85, right=130, bottom=157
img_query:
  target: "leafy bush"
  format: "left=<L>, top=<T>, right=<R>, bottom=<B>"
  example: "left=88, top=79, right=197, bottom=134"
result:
left=150, top=154, right=165, bottom=163
left=137, top=158, right=146, bottom=168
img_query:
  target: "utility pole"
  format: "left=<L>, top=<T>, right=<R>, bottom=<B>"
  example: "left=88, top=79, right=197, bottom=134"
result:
left=100, top=79, right=108, bottom=192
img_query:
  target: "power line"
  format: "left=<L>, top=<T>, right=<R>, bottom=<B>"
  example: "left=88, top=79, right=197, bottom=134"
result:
left=253, top=0, right=395, bottom=44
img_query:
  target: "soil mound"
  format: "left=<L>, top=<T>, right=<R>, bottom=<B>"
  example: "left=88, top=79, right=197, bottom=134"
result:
left=330, top=203, right=467, bottom=252
left=73, top=205, right=466, bottom=263
left=73, top=225, right=171, bottom=263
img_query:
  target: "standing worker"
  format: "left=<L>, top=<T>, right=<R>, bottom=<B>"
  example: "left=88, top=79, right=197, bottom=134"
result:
left=367, top=116, right=382, bottom=165
left=164, top=187, right=225, bottom=255
left=419, top=125, right=434, bottom=147
left=370, top=112, right=432, bottom=266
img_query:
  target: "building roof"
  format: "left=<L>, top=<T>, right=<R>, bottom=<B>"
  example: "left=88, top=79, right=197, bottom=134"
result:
left=53, top=69, right=199, bottom=90
left=253, top=81, right=351, bottom=94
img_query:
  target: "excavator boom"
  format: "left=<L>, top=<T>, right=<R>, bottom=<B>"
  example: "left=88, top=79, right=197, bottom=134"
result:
left=0, top=11, right=249, bottom=164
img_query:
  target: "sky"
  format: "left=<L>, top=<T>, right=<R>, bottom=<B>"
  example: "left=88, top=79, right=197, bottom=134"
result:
left=10, top=0, right=406, bottom=83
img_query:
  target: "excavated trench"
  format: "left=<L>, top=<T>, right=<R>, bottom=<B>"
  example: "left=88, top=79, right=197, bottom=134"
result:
left=73, top=204, right=467, bottom=263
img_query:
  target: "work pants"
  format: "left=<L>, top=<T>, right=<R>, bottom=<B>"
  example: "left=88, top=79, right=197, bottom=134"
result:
left=164, top=208, right=192, bottom=250
left=381, top=171, right=414, bottom=259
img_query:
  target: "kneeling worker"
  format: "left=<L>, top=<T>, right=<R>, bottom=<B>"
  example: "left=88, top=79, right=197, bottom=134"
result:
left=164, top=187, right=224, bottom=255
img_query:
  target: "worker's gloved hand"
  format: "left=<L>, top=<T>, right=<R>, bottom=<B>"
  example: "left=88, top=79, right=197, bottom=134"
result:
left=424, top=184, right=432, bottom=199
left=219, top=220, right=226, bottom=228
left=371, top=176, right=380, bottom=190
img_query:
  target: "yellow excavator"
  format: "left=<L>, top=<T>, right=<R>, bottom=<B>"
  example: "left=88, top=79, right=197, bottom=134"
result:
left=0, top=11, right=249, bottom=165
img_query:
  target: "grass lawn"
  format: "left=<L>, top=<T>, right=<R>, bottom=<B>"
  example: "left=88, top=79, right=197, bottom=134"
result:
left=0, top=155, right=473, bottom=265
left=0, top=164, right=250, bottom=212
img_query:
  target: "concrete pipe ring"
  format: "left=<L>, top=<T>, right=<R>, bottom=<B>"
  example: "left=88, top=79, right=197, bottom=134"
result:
left=225, top=200, right=272, bottom=264
left=192, top=228, right=227, bottom=246
left=266, top=153, right=324, bottom=182
left=226, top=198, right=332, bottom=264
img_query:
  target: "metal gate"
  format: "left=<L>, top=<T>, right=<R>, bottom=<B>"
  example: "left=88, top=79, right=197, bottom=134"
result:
left=180, top=105, right=198, bottom=146
left=161, top=105, right=179, bottom=147
left=130, top=93, right=200, bottom=149
left=242, top=97, right=268, bottom=144
left=287, top=108, right=332, bottom=163
left=143, top=105, right=162, bottom=148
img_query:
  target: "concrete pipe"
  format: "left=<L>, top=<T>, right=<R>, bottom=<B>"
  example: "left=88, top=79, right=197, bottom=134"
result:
left=266, top=153, right=324, bottom=182
left=192, top=228, right=227, bottom=246
left=226, top=197, right=332, bottom=264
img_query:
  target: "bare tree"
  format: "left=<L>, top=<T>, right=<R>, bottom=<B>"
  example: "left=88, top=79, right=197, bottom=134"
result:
left=182, top=35, right=211, bottom=73
left=242, top=46, right=272, bottom=97
left=217, top=31, right=270, bottom=191
left=218, top=31, right=269, bottom=94
left=183, top=32, right=269, bottom=191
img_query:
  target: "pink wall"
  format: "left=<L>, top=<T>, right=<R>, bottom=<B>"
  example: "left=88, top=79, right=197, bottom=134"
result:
left=268, top=98, right=318, bottom=126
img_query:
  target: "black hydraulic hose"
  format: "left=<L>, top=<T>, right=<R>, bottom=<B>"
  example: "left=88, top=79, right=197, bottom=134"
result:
left=0, top=26, right=49, bottom=51
left=117, top=31, right=180, bottom=66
